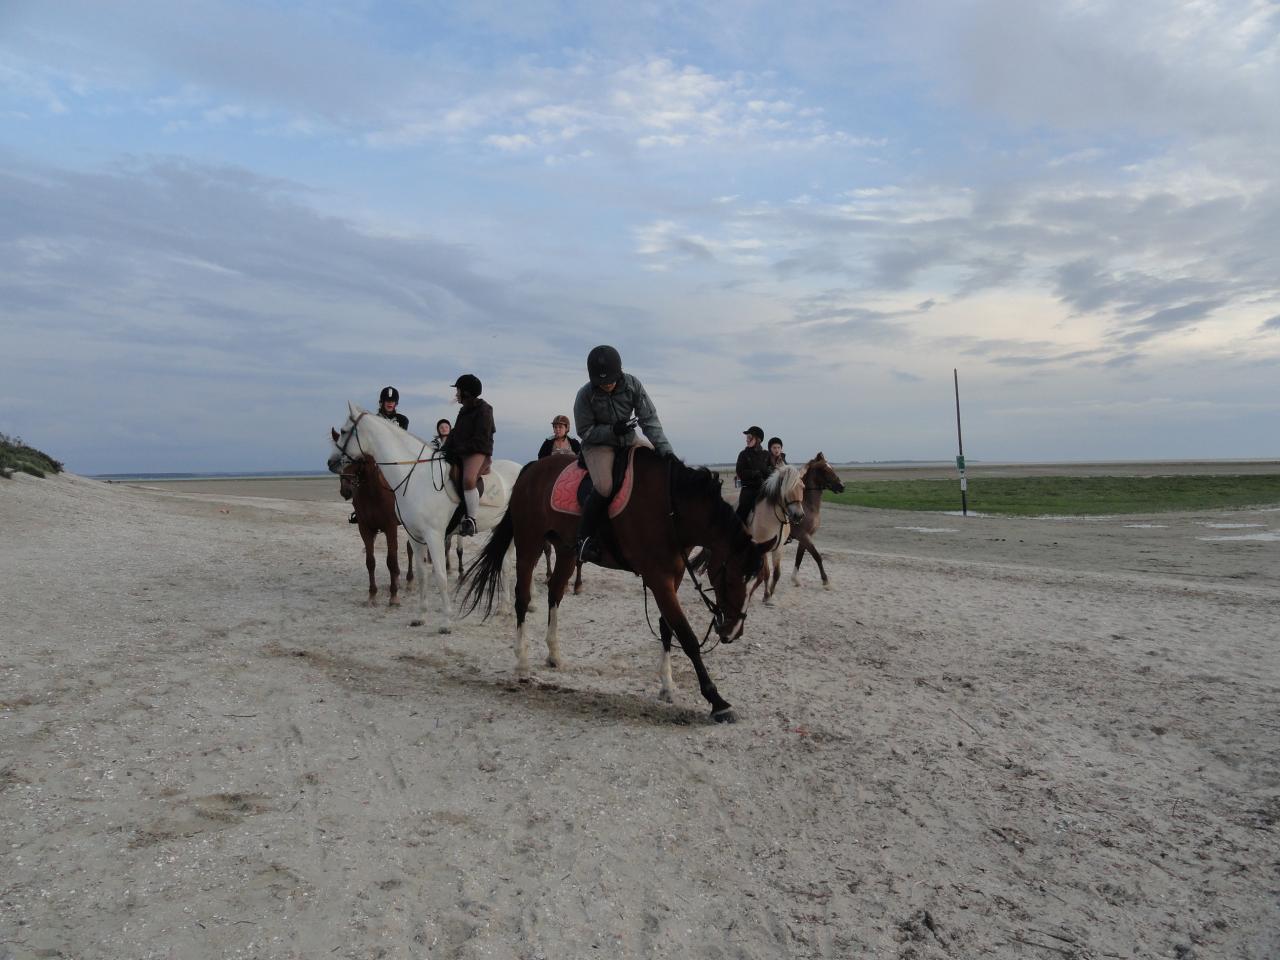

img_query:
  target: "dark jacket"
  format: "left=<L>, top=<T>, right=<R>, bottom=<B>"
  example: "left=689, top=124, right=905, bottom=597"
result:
left=378, top=409, right=409, bottom=430
left=442, top=398, right=494, bottom=458
left=538, top=436, right=581, bottom=459
left=736, top=445, right=772, bottom=487
left=573, top=373, right=673, bottom=457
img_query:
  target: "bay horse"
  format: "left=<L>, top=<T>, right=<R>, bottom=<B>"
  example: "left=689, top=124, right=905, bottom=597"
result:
left=744, top=463, right=806, bottom=604
left=328, top=403, right=522, bottom=632
left=334, top=442, right=413, bottom=606
left=458, top=448, right=771, bottom=722
left=790, top=452, right=845, bottom=588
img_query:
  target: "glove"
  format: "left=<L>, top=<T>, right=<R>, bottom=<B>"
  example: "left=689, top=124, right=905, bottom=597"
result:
left=612, top=418, right=637, bottom=436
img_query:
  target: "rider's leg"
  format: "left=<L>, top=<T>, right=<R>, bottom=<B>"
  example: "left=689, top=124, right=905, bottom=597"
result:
left=459, top=453, right=484, bottom=535
left=577, top=445, right=615, bottom=562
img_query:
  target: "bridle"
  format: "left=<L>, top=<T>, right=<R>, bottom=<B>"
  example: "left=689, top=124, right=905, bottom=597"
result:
left=332, top=412, right=449, bottom=544
left=640, top=458, right=742, bottom=652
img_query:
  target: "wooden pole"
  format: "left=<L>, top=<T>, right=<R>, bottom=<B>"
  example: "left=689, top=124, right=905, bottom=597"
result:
left=954, top=369, right=968, bottom=516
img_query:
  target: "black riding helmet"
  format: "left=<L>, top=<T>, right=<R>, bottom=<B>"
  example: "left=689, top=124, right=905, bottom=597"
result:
left=452, top=374, right=482, bottom=399
left=587, top=345, right=623, bottom=386
left=379, top=385, right=400, bottom=405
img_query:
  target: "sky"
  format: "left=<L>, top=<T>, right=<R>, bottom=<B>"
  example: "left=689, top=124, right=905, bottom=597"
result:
left=2, top=0, right=1278, bottom=475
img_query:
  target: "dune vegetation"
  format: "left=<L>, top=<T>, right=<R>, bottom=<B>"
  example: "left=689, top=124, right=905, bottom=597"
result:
left=0, top=433, right=64, bottom=480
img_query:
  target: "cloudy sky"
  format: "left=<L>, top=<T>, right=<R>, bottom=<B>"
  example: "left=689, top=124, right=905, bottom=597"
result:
left=2, top=0, right=1278, bottom=474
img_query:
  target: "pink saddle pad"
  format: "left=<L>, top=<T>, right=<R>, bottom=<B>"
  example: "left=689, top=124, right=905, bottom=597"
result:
left=550, top=449, right=637, bottom=519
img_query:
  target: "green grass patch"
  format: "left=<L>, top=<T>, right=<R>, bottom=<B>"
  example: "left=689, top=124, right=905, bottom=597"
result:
left=0, top=433, right=64, bottom=479
left=825, top=474, right=1280, bottom=516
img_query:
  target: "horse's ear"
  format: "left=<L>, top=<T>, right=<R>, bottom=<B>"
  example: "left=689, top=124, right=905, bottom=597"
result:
left=348, top=400, right=359, bottom=416
left=330, top=427, right=339, bottom=442
left=815, top=451, right=825, bottom=461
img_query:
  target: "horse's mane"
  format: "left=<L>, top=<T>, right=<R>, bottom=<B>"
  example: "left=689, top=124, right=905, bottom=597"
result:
left=349, top=406, right=433, bottom=452
left=760, top=463, right=803, bottom=503
left=664, top=453, right=752, bottom=548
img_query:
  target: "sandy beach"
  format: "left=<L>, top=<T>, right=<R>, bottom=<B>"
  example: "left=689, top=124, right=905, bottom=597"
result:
left=2, top=470, right=1278, bottom=959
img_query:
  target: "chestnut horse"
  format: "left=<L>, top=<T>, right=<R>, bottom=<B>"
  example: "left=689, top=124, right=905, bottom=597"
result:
left=459, top=449, right=770, bottom=722
left=790, top=452, right=845, bottom=588
left=335, top=444, right=412, bottom=605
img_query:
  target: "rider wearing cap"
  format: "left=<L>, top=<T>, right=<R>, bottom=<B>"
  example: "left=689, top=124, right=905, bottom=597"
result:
left=538, top=415, right=582, bottom=459
left=440, top=374, right=494, bottom=536
left=376, top=386, right=410, bottom=430
left=574, top=345, right=674, bottom=563
left=735, top=425, right=772, bottom=524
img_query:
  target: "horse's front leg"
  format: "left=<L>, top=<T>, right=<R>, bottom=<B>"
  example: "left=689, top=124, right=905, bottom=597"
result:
left=765, top=543, right=783, bottom=603
left=657, top=615, right=675, bottom=703
left=386, top=528, right=401, bottom=606
left=427, top=530, right=452, bottom=633
left=650, top=579, right=734, bottom=722
left=407, top=530, right=432, bottom=628
left=362, top=529, right=378, bottom=605
left=792, top=532, right=809, bottom=586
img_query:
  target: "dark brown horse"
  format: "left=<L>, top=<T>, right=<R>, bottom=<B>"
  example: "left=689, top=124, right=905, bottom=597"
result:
left=459, top=449, right=770, bottom=722
left=334, top=434, right=413, bottom=606
left=790, top=452, right=845, bottom=588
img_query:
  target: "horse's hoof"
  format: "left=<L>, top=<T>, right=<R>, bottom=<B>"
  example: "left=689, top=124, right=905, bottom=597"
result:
left=410, top=619, right=424, bottom=627
left=658, top=689, right=674, bottom=703
left=822, top=580, right=831, bottom=590
left=711, top=706, right=737, bottom=724
left=437, top=625, right=451, bottom=635
left=388, top=596, right=400, bottom=607
left=545, top=656, right=560, bottom=669
left=573, top=584, right=584, bottom=595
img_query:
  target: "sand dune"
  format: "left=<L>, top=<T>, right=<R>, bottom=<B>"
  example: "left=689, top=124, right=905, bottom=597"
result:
left=2, top=472, right=1277, bottom=958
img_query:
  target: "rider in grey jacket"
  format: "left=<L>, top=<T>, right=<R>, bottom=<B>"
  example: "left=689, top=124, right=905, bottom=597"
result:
left=573, top=345, right=674, bottom=562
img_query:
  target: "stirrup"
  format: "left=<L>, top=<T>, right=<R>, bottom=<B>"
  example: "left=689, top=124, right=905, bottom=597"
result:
left=458, top=516, right=478, bottom=537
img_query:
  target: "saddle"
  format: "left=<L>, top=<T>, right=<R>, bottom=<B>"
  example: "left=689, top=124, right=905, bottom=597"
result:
left=550, top=445, right=640, bottom=518
left=444, top=457, right=503, bottom=507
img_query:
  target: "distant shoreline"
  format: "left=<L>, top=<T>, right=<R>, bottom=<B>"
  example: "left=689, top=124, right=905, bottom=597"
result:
left=86, top=459, right=1280, bottom=505
left=92, top=458, right=1280, bottom=484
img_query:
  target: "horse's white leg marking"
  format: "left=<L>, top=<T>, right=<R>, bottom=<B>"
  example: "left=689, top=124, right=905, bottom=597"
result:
left=545, top=605, right=561, bottom=669
left=408, top=533, right=430, bottom=626
left=426, top=530, right=451, bottom=634
left=658, top=647, right=675, bottom=703
left=515, top=617, right=530, bottom=678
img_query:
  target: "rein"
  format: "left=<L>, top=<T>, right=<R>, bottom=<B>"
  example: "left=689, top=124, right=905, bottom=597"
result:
left=646, top=457, right=733, bottom=653
left=336, top=413, right=446, bottom=546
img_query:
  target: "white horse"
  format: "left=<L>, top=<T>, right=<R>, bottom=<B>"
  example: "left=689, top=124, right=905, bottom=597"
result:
left=328, top=402, right=522, bottom=632
left=745, top=463, right=806, bottom=605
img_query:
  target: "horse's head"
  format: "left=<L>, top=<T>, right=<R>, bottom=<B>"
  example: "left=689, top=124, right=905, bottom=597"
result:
left=327, top=402, right=367, bottom=474
left=337, top=455, right=362, bottom=500
left=704, top=535, right=775, bottom=642
left=807, top=452, right=845, bottom=494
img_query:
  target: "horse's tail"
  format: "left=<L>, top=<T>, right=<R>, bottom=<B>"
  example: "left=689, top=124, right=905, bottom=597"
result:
left=458, top=508, right=515, bottom=619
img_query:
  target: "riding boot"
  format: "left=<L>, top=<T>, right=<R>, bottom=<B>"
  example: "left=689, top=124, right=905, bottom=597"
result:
left=459, top=488, right=480, bottom=536
left=576, top=490, right=608, bottom=563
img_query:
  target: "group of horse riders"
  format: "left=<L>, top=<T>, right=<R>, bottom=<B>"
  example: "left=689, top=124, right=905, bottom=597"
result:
left=361, top=344, right=787, bottom=563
